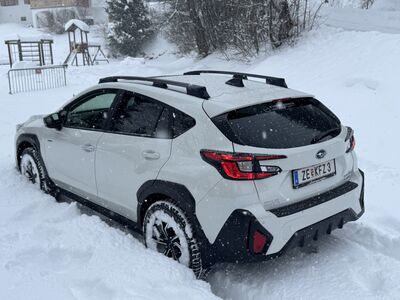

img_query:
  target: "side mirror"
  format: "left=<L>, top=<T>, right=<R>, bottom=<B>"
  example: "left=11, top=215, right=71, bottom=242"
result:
left=44, top=113, right=63, bottom=130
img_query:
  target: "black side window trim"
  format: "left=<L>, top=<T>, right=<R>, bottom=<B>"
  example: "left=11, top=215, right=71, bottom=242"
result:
left=171, top=109, right=196, bottom=139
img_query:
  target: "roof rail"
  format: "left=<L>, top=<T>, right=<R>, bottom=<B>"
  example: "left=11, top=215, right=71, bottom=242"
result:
left=98, top=76, right=210, bottom=100
left=184, top=70, right=288, bottom=88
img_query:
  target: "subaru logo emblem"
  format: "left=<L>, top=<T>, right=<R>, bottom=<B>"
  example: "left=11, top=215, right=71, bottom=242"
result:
left=316, top=150, right=327, bottom=159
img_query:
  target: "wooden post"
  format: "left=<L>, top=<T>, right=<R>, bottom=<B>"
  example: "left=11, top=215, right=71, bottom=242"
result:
left=68, top=31, right=72, bottom=52
left=17, top=40, right=23, bottom=62
left=49, top=41, right=54, bottom=65
left=73, top=30, right=77, bottom=66
left=85, top=32, right=91, bottom=65
left=80, top=29, right=85, bottom=66
left=38, top=42, right=43, bottom=66
left=6, top=42, right=13, bottom=68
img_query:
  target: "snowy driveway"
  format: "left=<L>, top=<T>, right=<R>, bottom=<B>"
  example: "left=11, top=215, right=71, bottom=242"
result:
left=1, top=23, right=400, bottom=299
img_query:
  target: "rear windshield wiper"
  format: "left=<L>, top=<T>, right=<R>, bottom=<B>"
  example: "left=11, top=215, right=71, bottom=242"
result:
left=311, top=127, right=341, bottom=144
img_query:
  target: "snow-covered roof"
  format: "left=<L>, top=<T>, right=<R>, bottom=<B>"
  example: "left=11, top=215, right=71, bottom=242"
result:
left=64, top=19, right=90, bottom=32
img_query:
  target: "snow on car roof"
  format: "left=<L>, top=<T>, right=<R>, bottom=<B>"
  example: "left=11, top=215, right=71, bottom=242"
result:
left=64, top=19, right=90, bottom=32
left=161, top=74, right=313, bottom=117
left=97, top=73, right=313, bottom=117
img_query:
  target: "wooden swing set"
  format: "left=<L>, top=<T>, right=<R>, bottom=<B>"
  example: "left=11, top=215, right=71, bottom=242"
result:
left=64, top=19, right=109, bottom=66
left=5, top=37, right=54, bottom=68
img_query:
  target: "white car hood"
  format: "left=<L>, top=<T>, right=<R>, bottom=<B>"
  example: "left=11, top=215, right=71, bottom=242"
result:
left=19, top=114, right=46, bottom=128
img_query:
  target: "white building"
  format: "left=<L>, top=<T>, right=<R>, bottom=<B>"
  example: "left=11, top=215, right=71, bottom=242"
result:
left=0, top=0, right=32, bottom=25
left=0, top=0, right=107, bottom=27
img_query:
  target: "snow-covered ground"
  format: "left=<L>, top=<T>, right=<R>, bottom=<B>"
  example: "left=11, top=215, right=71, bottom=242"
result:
left=322, top=6, right=400, bottom=33
left=1, top=5, right=400, bottom=299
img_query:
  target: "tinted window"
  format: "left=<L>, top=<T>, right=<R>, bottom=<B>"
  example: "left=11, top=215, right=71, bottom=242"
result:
left=212, top=98, right=341, bottom=149
left=172, top=110, right=196, bottom=138
left=110, top=93, right=172, bottom=139
left=65, top=92, right=117, bottom=130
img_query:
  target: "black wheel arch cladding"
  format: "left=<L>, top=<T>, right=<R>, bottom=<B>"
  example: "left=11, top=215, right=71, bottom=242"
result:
left=137, top=180, right=197, bottom=227
left=136, top=180, right=213, bottom=265
left=16, top=134, right=41, bottom=169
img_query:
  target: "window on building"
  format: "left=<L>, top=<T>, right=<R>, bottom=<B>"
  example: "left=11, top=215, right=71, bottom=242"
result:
left=0, top=0, right=18, bottom=6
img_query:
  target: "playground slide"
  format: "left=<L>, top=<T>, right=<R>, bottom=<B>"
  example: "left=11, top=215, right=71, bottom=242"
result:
left=64, top=50, right=78, bottom=66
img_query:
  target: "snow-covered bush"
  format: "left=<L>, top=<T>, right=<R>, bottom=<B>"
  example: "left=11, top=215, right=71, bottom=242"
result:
left=164, top=0, right=328, bottom=58
left=106, top=0, right=154, bottom=57
left=373, top=0, right=400, bottom=10
left=361, top=0, right=375, bottom=9
left=36, top=8, right=85, bottom=34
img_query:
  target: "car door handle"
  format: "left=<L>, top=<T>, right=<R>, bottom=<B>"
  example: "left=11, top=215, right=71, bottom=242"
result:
left=142, top=150, right=160, bottom=160
left=81, top=144, right=96, bottom=153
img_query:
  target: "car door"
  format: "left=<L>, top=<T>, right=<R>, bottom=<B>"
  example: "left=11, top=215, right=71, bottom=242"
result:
left=44, top=89, right=119, bottom=200
left=95, top=91, right=173, bottom=221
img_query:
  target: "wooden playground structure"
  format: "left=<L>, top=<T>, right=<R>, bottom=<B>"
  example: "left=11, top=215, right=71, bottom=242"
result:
left=5, top=37, right=54, bottom=68
left=4, top=19, right=109, bottom=94
left=64, top=19, right=108, bottom=66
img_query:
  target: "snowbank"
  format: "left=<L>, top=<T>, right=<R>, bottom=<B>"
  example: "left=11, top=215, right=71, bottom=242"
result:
left=322, top=6, right=400, bottom=33
left=120, top=57, right=145, bottom=66
left=373, top=0, right=400, bottom=11
left=329, top=0, right=361, bottom=8
left=12, top=61, right=38, bottom=69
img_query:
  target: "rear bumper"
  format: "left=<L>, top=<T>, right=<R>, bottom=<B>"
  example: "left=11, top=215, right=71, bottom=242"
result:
left=204, top=169, right=365, bottom=266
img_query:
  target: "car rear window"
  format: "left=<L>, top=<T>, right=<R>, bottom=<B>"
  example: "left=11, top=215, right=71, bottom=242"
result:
left=212, top=98, right=341, bottom=149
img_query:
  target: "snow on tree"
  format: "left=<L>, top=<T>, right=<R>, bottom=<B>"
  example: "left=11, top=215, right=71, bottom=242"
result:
left=106, top=0, right=154, bottom=57
left=165, top=0, right=327, bottom=58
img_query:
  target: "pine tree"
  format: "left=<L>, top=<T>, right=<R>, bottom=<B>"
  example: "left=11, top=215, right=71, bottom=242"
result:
left=106, top=0, right=153, bottom=57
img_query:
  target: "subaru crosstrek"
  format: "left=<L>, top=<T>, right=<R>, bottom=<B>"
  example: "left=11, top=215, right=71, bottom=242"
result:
left=15, top=71, right=365, bottom=277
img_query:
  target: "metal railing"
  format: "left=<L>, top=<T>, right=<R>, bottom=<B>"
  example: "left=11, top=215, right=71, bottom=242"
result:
left=8, top=64, right=67, bottom=94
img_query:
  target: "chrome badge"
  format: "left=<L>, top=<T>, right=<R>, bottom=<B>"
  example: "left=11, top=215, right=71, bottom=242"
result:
left=316, top=150, right=327, bottom=159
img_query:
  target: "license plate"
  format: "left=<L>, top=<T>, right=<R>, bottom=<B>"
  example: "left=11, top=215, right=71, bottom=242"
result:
left=293, top=160, right=336, bottom=189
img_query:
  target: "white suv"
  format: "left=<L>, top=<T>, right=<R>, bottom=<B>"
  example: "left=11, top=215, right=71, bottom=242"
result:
left=15, top=71, right=365, bottom=277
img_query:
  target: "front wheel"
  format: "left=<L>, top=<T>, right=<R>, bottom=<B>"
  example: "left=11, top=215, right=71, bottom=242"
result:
left=143, top=201, right=204, bottom=278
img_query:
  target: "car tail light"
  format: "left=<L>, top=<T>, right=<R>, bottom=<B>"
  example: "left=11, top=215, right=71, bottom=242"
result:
left=252, top=230, right=267, bottom=254
left=345, top=127, right=356, bottom=153
left=200, top=150, right=286, bottom=180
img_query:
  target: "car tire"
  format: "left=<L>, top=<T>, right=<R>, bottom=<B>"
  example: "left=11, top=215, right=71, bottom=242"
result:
left=19, top=147, right=53, bottom=194
left=143, top=201, right=205, bottom=278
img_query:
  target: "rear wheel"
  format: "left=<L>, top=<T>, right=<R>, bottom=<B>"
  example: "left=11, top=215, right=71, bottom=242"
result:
left=19, top=147, right=52, bottom=193
left=143, top=201, right=204, bottom=278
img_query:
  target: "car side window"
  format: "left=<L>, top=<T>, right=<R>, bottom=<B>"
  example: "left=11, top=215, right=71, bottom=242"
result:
left=65, top=92, right=117, bottom=130
left=110, top=92, right=172, bottom=139
left=172, top=109, right=196, bottom=138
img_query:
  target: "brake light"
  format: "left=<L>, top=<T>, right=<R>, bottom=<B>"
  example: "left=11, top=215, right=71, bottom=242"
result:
left=253, top=230, right=267, bottom=254
left=346, top=127, right=356, bottom=153
left=200, top=150, right=286, bottom=180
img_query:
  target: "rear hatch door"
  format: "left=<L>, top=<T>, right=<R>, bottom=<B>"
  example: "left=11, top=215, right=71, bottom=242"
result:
left=210, top=98, right=355, bottom=210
